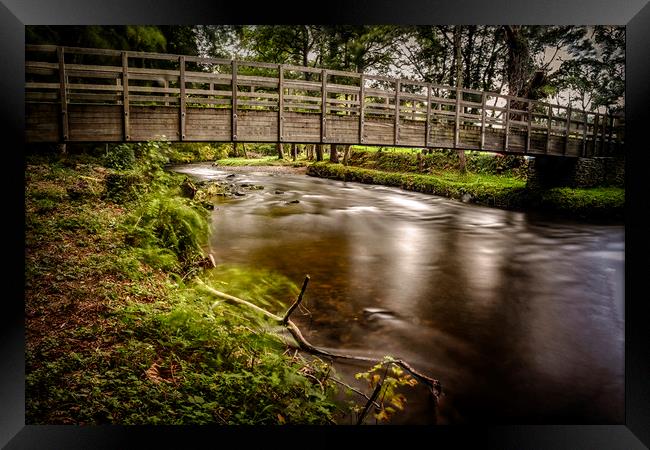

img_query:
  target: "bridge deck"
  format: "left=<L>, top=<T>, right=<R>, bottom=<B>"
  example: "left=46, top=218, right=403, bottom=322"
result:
left=25, top=45, right=624, bottom=157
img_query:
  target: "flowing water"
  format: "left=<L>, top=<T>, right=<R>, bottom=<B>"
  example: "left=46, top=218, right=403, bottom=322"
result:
left=174, top=163, right=624, bottom=425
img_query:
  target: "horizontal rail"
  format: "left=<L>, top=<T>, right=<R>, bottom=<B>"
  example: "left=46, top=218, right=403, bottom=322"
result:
left=25, top=45, right=624, bottom=156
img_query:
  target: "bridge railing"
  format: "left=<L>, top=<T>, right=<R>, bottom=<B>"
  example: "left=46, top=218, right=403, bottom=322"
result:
left=25, top=45, right=624, bottom=157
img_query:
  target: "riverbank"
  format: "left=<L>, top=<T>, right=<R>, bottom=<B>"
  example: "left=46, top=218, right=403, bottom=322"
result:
left=306, top=157, right=624, bottom=222
left=25, top=147, right=338, bottom=425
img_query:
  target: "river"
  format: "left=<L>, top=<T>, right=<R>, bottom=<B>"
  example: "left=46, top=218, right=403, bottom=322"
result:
left=173, top=163, right=624, bottom=425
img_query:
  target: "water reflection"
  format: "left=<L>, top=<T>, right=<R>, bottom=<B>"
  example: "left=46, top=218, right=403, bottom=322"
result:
left=173, top=163, right=624, bottom=424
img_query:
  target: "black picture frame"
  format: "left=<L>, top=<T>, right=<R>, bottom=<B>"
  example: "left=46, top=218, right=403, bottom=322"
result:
left=3, top=1, right=649, bottom=447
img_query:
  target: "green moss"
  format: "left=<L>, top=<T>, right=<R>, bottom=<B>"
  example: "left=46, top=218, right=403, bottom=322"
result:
left=349, top=146, right=528, bottom=177
left=307, top=162, right=528, bottom=209
left=167, top=143, right=230, bottom=163
left=536, top=186, right=625, bottom=219
left=307, top=162, right=624, bottom=220
left=25, top=145, right=338, bottom=425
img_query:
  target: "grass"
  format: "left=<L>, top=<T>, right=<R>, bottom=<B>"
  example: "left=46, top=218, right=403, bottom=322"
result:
left=25, top=149, right=340, bottom=425
left=307, top=148, right=624, bottom=221
left=307, top=161, right=624, bottom=220
left=307, top=162, right=529, bottom=209
left=350, top=145, right=422, bottom=154
left=537, top=186, right=625, bottom=219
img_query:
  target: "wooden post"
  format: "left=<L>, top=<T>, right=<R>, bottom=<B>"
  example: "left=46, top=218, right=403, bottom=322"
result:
left=179, top=56, right=186, bottom=141
left=425, top=83, right=432, bottom=148
left=581, top=111, right=588, bottom=157
left=232, top=60, right=238, bottom=142
left=563, top=106, right=571, bottom=155
left=613, top=115, right=622, bottom=153
left=504, top=98, right=511, bottom=151
left=164, top=79, right=169, bottom=106
left=116, top=76, right=122, bottom=104
left=454, top=85, right=461, bottom=148
left=57, top=47, right=69, bottom=142
left=122, top=52, right=130, bottom=141
left=480, top=92, right=486, bottom=150
left=546, top=104, right=552, bottom=154
left=359, top=74, right=365, bottom=144
left=394, top=80, right=400, bottom=145
left=525, top=100, right=532, bottom=154
left=321, top=69, right=327, bottom=143
left=278, top=64, right=284, bottom=143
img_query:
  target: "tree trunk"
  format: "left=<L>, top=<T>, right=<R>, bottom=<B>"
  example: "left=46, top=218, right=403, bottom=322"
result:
left=242, top=142, right=248, bottom=159
left=291, top=143, right=297, bottom=161
left=342, top=144, right=351, bottom=166
left=455, top=26, right=467, bottom=174
left=316, top=144, right=323, bottom=161
left=458, top=150, right=467, bottom=174
left=329, top=144, right=339, bottom=163
left=276, top=142, right=284, bottom=159
left=503, top=25, right=532, bottom=99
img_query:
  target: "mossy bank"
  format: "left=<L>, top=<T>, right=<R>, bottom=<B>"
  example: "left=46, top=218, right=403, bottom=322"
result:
left=25, top=143, right=339, bottom=425
left=306, top=149, right=624, bottom=221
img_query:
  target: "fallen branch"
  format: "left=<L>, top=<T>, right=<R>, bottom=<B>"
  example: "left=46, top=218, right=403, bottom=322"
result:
left=197, top=278, right=442, bottom=399
left=356, top=379, right=383, bottom=425
left=283, top=275, right=309, bottom=325
left=329, top=376, right=381, bottom=410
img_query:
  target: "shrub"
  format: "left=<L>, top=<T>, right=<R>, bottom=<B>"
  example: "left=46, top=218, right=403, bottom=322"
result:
left=168, top=143, right=230, bottom=163
left=104, top=172, right=148, bottom=203
left=103, top=144, right=136, bottom=170
left=124, top=195, right=209, bottom=271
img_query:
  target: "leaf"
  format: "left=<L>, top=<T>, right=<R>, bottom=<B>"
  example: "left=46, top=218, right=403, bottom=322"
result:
left=374, top=410, right=390, bottom=422
left=390, top=394, right=406, bottom=410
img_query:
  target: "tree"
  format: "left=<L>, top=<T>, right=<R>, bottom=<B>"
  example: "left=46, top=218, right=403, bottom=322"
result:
left=195, top=26, right=237, bottom=59
left=560, top=26, right=624, bottom=114
left=453, top=26, right=467, bottom=173
left=26, top=25, right=167, bottom=53
left=329, top=144, right=339, bottom=163
left=236, top=25, right=323, bottom=69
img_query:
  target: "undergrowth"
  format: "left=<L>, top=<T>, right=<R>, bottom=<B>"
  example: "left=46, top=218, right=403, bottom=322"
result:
left=25, top=143, right=369, bottom=425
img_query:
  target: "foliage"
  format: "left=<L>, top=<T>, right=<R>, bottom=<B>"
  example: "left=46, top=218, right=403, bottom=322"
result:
left=354, top=357, right=418, bottom=424
left=200, top=264, right=298, bottom=314
left=348, top=147, right=527, bottom=177
left=536, top=186, right=624, bottom=220
left=25, top=149, right=340, bottom=425
left=308, top=161, right=624, bottom=220
left=26, top=25, right=168, bottom=53
left=555, top=26, right=625, bottom=112
left=103, top=144, right=136, bottom=170
left=308, top=161, right=528, bottom=209
left=167, top=143, right=230, bottom=163
left=123, top=195, right=209, bottom=273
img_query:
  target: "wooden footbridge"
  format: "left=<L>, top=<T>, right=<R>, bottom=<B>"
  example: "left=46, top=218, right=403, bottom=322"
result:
left=26, top=45, right=624, bottom=157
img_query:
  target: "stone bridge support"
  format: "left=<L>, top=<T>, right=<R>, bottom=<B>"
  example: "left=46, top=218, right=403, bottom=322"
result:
left=526, top=155, right=625, bottom=189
